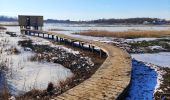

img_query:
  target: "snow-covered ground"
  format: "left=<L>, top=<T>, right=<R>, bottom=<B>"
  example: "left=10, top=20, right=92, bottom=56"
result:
left=26, top=35, right=80, bottom=55
left=0, top=31, right=73, bottom=96
left=131, top=52, right=170, bottom=68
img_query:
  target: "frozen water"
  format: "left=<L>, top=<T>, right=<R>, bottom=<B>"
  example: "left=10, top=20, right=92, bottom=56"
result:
left=131, top=52, right=170, bottom=68
left=7, top=61, right=73, bottom=96
left=44, top=23, right=170, bottom=33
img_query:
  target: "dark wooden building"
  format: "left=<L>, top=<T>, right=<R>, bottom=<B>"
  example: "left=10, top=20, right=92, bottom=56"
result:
left=18, top=15, right=43, bottom=30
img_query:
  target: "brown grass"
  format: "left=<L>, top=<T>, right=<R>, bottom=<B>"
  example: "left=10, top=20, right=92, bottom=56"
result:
left=75, top=30, right=170, bottom=38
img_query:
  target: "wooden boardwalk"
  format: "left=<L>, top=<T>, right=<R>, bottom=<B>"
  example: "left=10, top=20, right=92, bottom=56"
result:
left=21, top=29, right=132, bottom=100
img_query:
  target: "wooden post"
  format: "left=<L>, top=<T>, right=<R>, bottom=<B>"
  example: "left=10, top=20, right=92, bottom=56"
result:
left=43, top=33, right=44, bottom=38
left=81, top=43, right=84, bottom=49
left=56, top=36, right=58, bottom=42
left=100, top=49, right=102, bottom=58
left=60, top=38, right=63, bottom=42
left=29, top=31, right=31, bottom=35
left=48, top=34, right=50, bottom=39
left=64, top=39, right=66, bottom=44
left=71, top=41, right=74, bottom=46
left=52, top=35, right=54, bottom=40
left=59, top=38, right=62, bottom=42
left=79, top=42, right=81, bottom=47
left=92, top=46, right=94, bottom=53
left=25, top=31, right=27, bottom=35
left=89, top=45, right=91, bottom=50
left=38, top=33, right=39, bottom=37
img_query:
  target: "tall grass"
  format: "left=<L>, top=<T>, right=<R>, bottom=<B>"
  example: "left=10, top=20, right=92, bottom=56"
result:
left=75, top=30, right=170, bottom=38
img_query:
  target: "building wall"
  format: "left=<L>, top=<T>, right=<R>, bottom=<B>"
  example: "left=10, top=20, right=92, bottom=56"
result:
left=18, top=15, right=43, bottom=26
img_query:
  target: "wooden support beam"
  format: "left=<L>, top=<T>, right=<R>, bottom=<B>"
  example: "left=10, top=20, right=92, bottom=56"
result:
left=99, top=49, right=102, bottom=58
left=81, top=43, right=84, bottom=49
left=59, top=38, right=61, bottom=42
left=60, top=38, right=63, bottom=42
left=56, top=36, right=58, bottom=42
left=52, top=35, right=54, bottom=40
left=92, top=46, right=95, bottom=53
left=25, top=31, right=27, bottom=35
left=28, top=31, right=30, bottom=35
left=64, top=39, right=68, bottom=44
left=79, top=42, right=81, bottom=47
left=71, top=41, right=74, bottom=46
left=48, top=34, right=50, bottom=39
left=89, top=45, right=91, bottom=50
left=43, top=33, right=44, bottom=38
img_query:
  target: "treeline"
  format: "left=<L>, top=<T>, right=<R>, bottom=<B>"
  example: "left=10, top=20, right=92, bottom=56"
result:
left=0, top=16, right=17, bottom=21
left=89, top=18, right=167, bottom=24
left=0, top=15, right=169, bottom=25
left=45, top=18, right=169, bottom=25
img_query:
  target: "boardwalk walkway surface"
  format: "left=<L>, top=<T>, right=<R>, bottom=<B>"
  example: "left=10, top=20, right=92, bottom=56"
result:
left=21, top=29, right=132, bottom=100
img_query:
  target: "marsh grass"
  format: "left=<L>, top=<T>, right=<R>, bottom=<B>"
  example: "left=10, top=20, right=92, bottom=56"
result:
left=75, top=30, right=170, bottom=38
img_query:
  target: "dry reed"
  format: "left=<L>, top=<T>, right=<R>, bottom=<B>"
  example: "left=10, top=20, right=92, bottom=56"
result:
left=75, top=30, right=170, bottom=38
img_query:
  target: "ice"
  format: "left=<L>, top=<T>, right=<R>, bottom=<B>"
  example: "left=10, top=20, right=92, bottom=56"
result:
left=44, top=23, right=170, bottom=32
left=131, top=52, right=170, bottom=68
left=8, top=61, right=73, bottom=96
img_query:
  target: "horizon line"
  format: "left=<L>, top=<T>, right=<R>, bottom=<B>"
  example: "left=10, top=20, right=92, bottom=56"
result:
left=0, top=15, right=170, bottom=21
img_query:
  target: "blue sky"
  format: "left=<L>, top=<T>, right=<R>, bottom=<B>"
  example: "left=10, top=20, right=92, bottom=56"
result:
left=0, top=0, right=170, bottom=20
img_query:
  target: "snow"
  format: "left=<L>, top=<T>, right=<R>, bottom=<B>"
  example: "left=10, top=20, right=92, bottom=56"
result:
left=0, top=31, right=73, bottom=96
left=148, top=46, right=165, bottom=51
left=124, top=38, right=159, bottom=43
left=26, top=36, right=80, bottom=55
left=131, top=52, right=170, bottom=68
left=144, top=63, right=165, bottom=94
left=8, top=61, right=73, bottom=96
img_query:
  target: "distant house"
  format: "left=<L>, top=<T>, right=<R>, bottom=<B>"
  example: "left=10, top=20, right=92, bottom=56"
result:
left=143, top=21, right=150, bottom=25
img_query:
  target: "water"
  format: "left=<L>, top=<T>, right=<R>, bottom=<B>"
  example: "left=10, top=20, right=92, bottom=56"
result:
left=44, top=23, right=170, bottom=33
left=126, top=60, right=157, bottom=100
left=43, top=23, right=170, bottom=42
